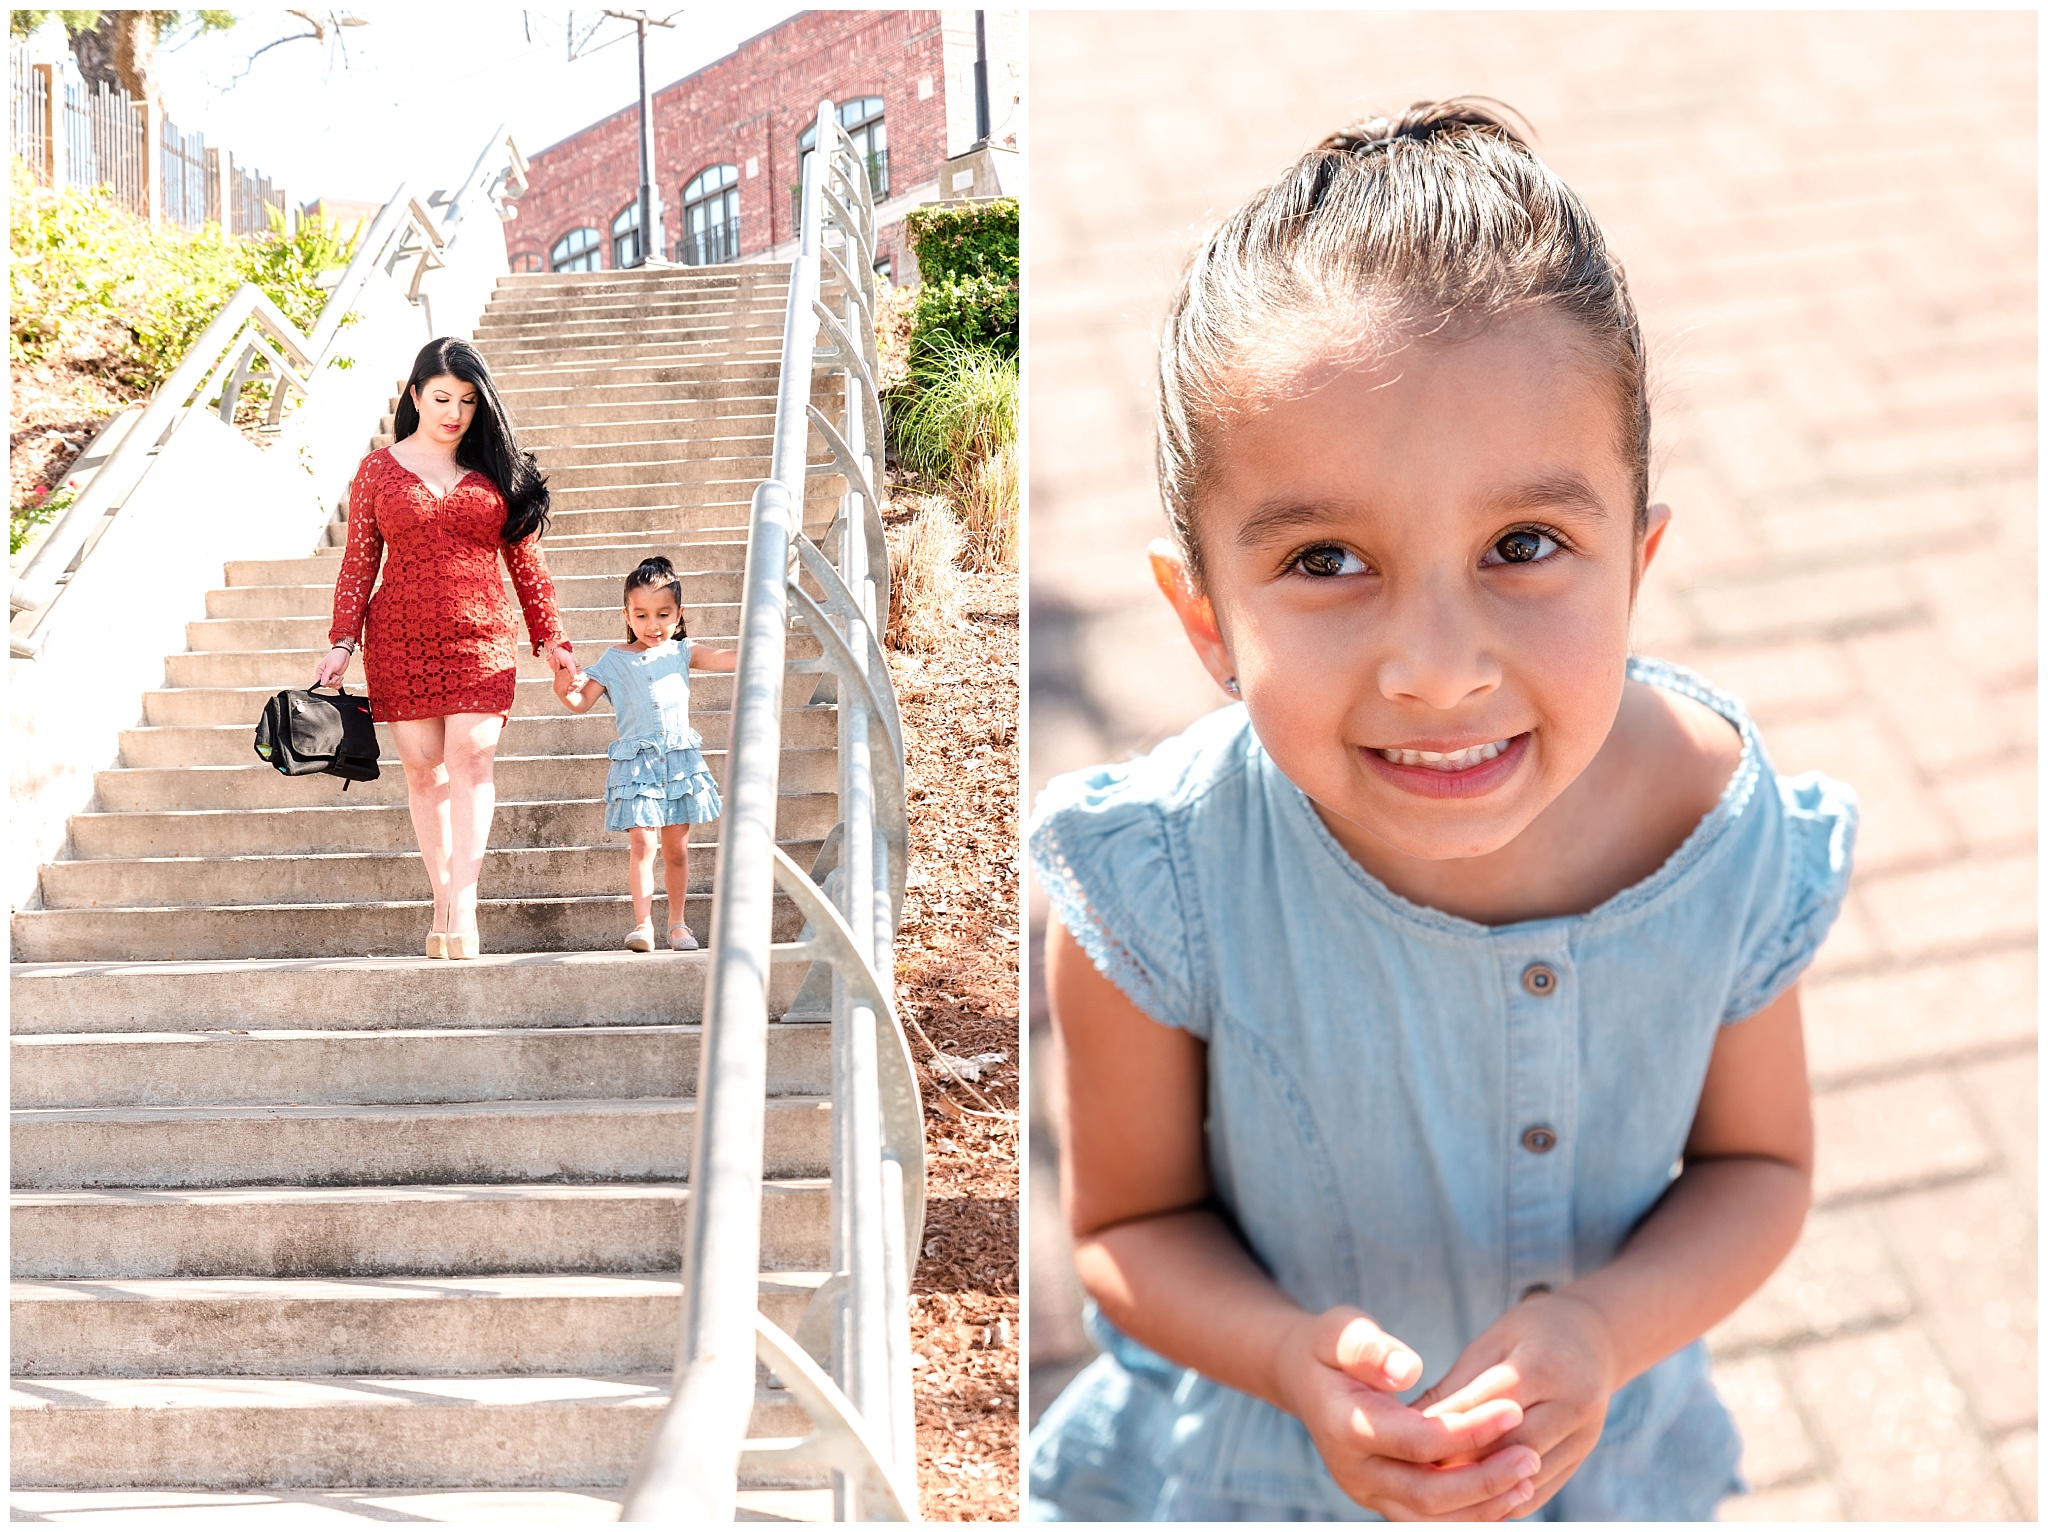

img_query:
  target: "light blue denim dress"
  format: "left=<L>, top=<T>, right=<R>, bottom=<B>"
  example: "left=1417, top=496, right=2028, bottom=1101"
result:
left=584, top=640, right=723, bottom=831
left=1026, top=657, right=1857, bottom=1521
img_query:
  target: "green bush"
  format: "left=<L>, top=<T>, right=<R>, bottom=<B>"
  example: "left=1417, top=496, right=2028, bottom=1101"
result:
left=901, top=197, right=1018, bottom=285
left=909, top=273, right=1018, bottom=361
left=9, top=157, right=358, bottom=395
left=902, top=197, right=1018, bottom=358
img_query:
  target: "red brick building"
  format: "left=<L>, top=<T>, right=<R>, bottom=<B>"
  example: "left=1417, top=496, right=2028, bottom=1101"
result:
left=509, top=9, right=1021, bottom=284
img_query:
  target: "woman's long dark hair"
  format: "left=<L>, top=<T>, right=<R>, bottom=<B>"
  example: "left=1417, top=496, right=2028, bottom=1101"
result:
left=624, top=556, right=688, bottom=641
left=393, top=337, right=551, bottom=544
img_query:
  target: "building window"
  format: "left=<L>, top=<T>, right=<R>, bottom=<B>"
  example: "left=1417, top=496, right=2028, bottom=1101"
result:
left=510, top=251, right=543, bottom=274
left=680, top=164, right=739, bottom=266
left=797, top=96, right=888, bottom=224
left=550, top=227, right=602, bottom=272
left=612, top=201, right=641, bottom=268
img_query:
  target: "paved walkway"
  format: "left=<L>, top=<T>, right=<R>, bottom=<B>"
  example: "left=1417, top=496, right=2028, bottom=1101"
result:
left=1024, top=12, right=2035, bottom=1519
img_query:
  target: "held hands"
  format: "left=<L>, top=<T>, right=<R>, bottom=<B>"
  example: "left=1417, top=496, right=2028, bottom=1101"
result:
left=545, top=641, right=576, bottom=675
left=1275, top=1308, right=1541, bottom=1521
left=1407, top=1291, right=1621, bottom=1518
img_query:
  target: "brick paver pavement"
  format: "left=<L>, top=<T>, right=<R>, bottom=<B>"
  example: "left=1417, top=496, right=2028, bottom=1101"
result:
left=1023, top=12, right=2035, bottom=1519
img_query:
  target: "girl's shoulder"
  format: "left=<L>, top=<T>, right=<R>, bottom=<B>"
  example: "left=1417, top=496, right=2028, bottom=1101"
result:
left=1031, top=704, right=1259, bottom=836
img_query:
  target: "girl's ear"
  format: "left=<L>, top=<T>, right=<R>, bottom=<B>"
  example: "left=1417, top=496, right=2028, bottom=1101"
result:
left=1634, top=502, right=1673, bottom=591
left=1148, top=538, right=1235, bottom=695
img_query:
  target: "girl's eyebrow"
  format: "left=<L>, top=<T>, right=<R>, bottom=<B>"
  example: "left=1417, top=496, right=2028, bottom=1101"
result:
left=1232, top=499, right=1361, bottom=548
left=1483, top=472, right=1611, bottom=521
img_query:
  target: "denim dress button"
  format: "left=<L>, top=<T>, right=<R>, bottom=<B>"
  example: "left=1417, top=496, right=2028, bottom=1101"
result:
left=1522, top=962, right=1559, bottom=996
left=1521, top=1125, right=1558, bottom=1153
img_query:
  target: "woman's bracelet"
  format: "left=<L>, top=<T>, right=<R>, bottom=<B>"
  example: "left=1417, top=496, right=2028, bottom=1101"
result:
left=329, top=641, right=355, bottom=655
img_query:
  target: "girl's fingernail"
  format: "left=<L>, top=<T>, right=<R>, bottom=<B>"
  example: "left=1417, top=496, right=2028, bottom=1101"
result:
left=1389, top=1348, right=1420, bottom=1379
left=1511, top=1479, right=1534, bottom=1505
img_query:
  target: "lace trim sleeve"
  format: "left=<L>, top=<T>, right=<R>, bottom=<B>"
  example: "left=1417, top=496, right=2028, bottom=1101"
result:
left=503, top=532, right=569, bottom=657
left=1028, top=775, right=1202, bottom=1035
left=1722, top=771, right=1858, bottom=1023
left=326, top=459, right=384, bottom=649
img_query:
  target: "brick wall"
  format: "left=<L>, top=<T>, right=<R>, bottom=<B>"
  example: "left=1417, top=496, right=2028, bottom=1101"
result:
left=510, top=9, right=954, bottom=279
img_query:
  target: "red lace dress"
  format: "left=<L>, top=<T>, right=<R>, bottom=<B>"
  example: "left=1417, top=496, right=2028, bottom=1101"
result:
left=326, top=448, right=570, bottom=722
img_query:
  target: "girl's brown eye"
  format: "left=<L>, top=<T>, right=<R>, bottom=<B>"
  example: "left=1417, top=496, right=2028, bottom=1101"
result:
left=1296, top=545, right=1368, bottom=578
left=1483, top=528, right=1559, bottom=566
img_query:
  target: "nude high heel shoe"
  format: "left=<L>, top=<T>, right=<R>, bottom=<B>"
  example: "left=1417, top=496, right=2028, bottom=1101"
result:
left=426, top=932, right=448, bottom=960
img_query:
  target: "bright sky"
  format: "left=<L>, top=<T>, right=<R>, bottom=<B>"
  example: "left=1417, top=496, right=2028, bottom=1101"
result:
left=19, top=5, right=804, bottom=205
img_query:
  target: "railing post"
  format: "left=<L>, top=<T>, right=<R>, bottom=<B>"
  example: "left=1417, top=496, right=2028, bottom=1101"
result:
left=142, top=96, right=161, bottom=228
left=33, top=62, right=60, bottom=187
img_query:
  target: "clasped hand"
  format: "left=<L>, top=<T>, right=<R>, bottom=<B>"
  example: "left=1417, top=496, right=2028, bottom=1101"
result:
left=1276, top=1293, right=1618, bottom=1521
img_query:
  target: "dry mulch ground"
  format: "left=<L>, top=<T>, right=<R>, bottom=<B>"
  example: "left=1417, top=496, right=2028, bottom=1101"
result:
left=887, top=537, right=1021, bottom=1520
left=9, top=360, right=132, bottom=510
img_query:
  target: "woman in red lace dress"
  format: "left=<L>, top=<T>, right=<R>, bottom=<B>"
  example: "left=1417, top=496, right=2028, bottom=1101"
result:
left=315, top=337, right=575, bottom=959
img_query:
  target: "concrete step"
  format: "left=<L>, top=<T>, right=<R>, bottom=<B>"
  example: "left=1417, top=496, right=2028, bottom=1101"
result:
left=520, top=412, right=778, bottom=447
left=12, top=1021, right=831, bottom=1109
left=486, top=338, right=786, bottom=369
left=205, top=568, right=747, bottom=619
left=223, top=540, right=748, bottom=587
left=156, top=640, right=821, bottom=694
left=183, top=600, right=745, bottom=652
left=11, top=1094, right=831, bottom=1189
left=542, top=483, right=837, bottom=519
left=11, top=1179, right=830, bottom=1279
left=38, top=835, right=825, bottom=911
left=8, top=1371, right=811, bottom=1490
left=492, top=358, right=781, bottom=389
left=62, top=791, right=835, bottom=860
left=508, top=396, right=791, bottom=429
left=10, top=889, right=806, bottom=963
left=11, top=1270, right=827, bottom=1377
left=117, top=703, right=831, bottom=767
left=90, top=743, right=832, bottom=810
left=142, top=670, right=756, bottom=726
left=8, top=948, right=814, bottom=1036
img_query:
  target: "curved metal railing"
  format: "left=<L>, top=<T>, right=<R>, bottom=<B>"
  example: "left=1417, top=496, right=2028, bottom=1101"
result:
left=623, top=100, right=923, bottom=1523
left=9, top=125, right=528, bottom=659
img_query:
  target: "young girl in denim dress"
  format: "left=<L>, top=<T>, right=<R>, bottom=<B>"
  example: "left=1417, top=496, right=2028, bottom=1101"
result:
left=1028, top=103, right=1857, bottom=1521
left=556, top=557, right=738, bottom=951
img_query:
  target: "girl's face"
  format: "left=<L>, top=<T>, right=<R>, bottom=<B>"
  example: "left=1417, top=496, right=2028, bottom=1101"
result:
left=626, top=587, right=681, bottom=648
left=412, top=374, right=478, bottom=446
left=1160, top=308, right=1667, bottom=867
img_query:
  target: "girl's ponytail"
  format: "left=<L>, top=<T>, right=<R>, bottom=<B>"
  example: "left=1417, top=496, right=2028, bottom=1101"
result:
left=623, top=555, right=689, bottom=642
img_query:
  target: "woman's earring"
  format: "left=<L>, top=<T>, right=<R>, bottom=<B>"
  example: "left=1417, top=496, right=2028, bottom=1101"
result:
left=1224, top=676, right=1241, bottom=697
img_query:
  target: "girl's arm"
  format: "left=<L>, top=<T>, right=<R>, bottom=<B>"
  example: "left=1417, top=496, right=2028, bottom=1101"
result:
left=554, top=662, right=604, bottom=714
left=1050, top=918, right=1541, bottom=1521
left=1415, top=985, right=1813, bottom=1515
left=687, top=644, right=739, bottom=673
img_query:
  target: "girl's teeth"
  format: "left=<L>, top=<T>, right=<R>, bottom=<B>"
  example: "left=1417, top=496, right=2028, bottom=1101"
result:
left=1377, top=738, right=1510, bottom=770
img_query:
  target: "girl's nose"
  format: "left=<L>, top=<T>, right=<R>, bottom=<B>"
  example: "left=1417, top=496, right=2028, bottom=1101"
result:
left=1375, top=590, right=1502, bottom=712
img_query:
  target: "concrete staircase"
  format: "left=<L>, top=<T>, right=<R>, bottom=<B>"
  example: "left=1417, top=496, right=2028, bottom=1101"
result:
left=11, top=267, right=851, bottom=1519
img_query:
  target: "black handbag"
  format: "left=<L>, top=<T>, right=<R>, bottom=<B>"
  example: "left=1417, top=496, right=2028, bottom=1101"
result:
left=253, top=686, right=381, bottom=789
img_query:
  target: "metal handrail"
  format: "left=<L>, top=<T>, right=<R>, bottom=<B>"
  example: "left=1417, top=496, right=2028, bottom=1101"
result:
left=9, top=125, right=526, bottom=659
left=624, top=100, right=921, bottom=1522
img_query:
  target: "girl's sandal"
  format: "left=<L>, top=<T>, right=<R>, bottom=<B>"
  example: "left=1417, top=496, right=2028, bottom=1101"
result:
left=669, top=923, right=699, bottom=951
left=625, top=921, right=655, bottom=953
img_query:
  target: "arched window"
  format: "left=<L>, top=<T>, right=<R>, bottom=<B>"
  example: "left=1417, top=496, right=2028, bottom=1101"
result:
left=509, top=251, right=543, bottom=274
left=680, top=164, right=739, bottom=266
left=612, top=201, right=641, bottom=268
left=550, top=226, right=602, bottom=272
left=796, top=96, right=888, bottom=220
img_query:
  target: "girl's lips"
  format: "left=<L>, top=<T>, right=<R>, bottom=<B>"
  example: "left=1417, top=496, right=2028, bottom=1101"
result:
left=1361, top=731, right=1530, bottom=799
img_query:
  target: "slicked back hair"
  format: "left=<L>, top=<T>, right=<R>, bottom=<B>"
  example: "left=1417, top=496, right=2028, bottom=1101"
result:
left=1157, top=100, right=1650, bottom=584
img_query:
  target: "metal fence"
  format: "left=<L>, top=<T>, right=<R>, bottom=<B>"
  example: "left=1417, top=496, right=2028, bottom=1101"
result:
left=679, top=214, right=742, bottom=267
left=161, top=117, right=216, bottom=230
left=624, top=100, right=922, bottom=1522
left=10, top=46, right=283, bottom=234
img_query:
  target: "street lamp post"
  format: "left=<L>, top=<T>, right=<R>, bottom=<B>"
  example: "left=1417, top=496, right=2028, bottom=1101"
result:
left=603, top=8, right=676, bottom=266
